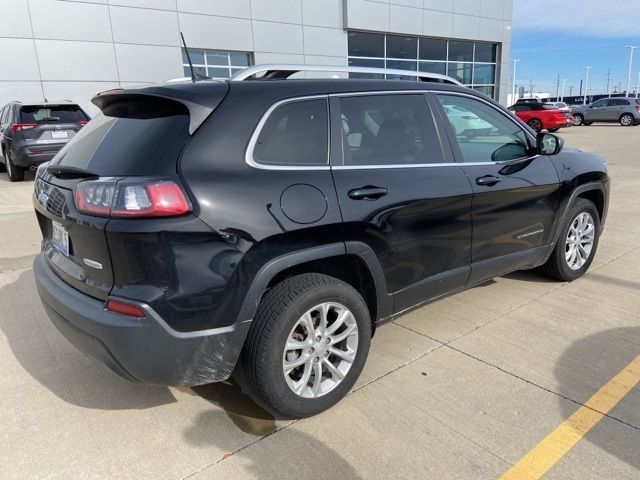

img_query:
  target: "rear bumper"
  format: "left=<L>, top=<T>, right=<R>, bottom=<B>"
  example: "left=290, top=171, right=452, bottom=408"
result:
left=13, top=146, right=59, bottom=167
left=34, top=253, right=251, bottom=387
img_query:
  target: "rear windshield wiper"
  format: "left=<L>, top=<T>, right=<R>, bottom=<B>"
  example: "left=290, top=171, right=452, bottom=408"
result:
left=46, top=165, right=99, bottom=179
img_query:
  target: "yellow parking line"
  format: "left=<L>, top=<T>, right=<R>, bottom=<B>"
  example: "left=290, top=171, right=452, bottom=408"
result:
left=499, top=353, right=640, bottom=480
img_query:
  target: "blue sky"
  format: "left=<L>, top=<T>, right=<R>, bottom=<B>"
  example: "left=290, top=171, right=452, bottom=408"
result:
left=511, top=0, right=640, bottom=96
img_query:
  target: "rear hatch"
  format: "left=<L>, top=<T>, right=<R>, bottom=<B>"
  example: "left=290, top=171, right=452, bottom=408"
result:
left=18, top=104, right=89, bottom=155
left=33, top=82, right=228, bottom=300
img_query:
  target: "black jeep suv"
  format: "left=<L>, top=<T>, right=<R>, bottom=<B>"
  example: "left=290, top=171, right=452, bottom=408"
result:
left=33, top=66, right=609, bottom=418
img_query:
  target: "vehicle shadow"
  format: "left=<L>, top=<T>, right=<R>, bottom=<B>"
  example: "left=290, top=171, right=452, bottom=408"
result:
left=182, top=406, right=363, bottom=479
left=0, top=169, right=36, bottom=183
left=0, top=268, right=176, bottom=410
left=555, top=327, right=640, bottom=470
left=184, top=380, right=279, bottom=437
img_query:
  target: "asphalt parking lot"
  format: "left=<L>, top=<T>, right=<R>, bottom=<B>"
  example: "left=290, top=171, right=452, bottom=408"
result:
left=1, top=125, right=639, bottom=479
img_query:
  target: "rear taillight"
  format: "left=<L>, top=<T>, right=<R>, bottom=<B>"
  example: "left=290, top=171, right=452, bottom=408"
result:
left=106, top=299, right=145, bottom=317
left=635, top=104, right=640, bottom=111
left=10, top=122, right=37, bottom=132
left=76, top=119, right=88, bottom=126
left=74, top=179, right=190, bottom=218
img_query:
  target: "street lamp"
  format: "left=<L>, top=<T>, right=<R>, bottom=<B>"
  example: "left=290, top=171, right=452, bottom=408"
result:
left=511, top=59, right=520, bottom=103
left=561, top=79, right=567, bottom=101
left=626, top=46, right=637, bottom=97
left=583, top=66, right=591, bottom=105
left=636, top=71, right=640, bottom=99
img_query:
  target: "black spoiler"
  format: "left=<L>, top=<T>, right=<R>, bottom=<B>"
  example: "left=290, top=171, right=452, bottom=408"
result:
left=91, top=81, right=229, bottom=134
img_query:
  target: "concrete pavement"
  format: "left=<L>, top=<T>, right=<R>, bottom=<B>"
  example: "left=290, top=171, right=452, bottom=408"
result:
left=1, top=125, right=639, bottom=479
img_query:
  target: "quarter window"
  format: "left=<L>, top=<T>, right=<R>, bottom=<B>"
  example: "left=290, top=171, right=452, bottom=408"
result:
left=438, top=94, right=530, bottom=163
left=253, top=99, right=328, bottom=166
left=339, top=94, right=444, bottom=166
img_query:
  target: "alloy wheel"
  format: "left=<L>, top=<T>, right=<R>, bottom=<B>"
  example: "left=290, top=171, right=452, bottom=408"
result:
left=621, top=114, right=633, bottom=126
left=573, top=115, right=583, bottom=126
left=282, top=302, right=358, bottom=399
left=565, top=212, right=595, bottom=270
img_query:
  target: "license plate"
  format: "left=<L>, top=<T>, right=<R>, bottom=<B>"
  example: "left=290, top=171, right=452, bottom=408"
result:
left=52, top=221, right=69, bottom=256
left=51, top=131, right=68, bottom=139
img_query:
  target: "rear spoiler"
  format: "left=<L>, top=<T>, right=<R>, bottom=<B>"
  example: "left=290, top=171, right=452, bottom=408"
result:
left=91, top=82, right=229, bottom=134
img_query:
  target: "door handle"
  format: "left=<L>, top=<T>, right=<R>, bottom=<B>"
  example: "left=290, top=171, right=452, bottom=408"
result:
left=475, top=175, right=501, bottom=186
left=348, top=186, right=389, bottom=200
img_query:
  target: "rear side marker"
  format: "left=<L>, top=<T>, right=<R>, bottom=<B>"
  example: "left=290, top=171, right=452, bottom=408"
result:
left=105, top=299, right=145, bottom=317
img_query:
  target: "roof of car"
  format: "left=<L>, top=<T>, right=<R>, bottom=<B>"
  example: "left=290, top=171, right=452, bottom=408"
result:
left=7, top=100, right=80, bottom=107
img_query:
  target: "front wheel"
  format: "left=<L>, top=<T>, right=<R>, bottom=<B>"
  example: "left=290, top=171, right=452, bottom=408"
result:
left=238, top=273, right=372, bottom=418
left=572, top=114, right=584, bottom=126
left=620, top=113, right=634, bottom=126
left=540, top=198, right=600, bottom=281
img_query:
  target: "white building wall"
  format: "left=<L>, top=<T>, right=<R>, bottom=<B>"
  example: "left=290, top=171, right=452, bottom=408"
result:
left=0, top=0, right=512, bottom=115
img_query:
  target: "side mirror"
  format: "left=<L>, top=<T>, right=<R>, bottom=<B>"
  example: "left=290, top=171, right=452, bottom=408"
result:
left=537, top=132, right=564, bottom=156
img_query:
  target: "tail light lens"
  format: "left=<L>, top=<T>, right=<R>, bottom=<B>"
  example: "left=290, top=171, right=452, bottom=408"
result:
left=635, top=104, right=640, bottom=111
left=10, top=122, right=37, bottom=132
left=76, top=119, right=88, bottom=126
left=74, top=179, right=190, bottom=218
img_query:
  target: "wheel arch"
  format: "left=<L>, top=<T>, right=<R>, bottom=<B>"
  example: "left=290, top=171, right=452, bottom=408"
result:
left=237, top=242, right=391, bottom=330
left=539, top=182, right=607, bottom=265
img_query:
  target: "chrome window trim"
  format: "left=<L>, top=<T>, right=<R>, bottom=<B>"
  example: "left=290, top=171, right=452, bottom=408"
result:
left=245, top=90, right=539, bottom=171
left=245, top=95, right=331, bottom=171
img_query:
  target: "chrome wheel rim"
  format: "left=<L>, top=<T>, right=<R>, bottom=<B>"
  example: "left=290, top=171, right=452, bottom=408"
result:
left=621, top=115, right=632, bottom=126
left=282, top=302, right=358, bottom=399
left=565, top=212, right=595, bottom=270
left=573, top=115, right=582, bottom=126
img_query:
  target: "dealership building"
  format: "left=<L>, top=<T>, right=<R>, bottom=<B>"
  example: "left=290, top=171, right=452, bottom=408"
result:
left=0, top=0, right=513, bottom=114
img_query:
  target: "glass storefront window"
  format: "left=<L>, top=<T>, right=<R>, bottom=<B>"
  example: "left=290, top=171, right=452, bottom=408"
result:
left=419, top=38, right=447, bottom=61
left=386, top=35, right=417, bottom=59
left=448, top=41, right=474, bottom=62
left=347, top=31, right=385, bottom=57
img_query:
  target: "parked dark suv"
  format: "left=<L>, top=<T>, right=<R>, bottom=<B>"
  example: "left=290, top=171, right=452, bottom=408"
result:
left=0, top=101, right=90, bottom=181
left=33, top=65, right=609, bottom=418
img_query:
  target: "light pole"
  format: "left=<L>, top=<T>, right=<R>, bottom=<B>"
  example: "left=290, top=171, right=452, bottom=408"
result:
left=511, top=59, right=520, bottom=103
left=583, top=66, right=591, bottom=105
left=626, top=45, right=637, bottom=97
left=636, top=71, right=640, bottom=98
left=561, top=79, right=567, bottom=101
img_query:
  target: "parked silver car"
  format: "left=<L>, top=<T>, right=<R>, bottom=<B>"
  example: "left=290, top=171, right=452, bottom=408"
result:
left=571, top=97, right=640, bottom=126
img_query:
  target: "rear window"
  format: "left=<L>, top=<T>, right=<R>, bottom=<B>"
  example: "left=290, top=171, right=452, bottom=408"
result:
left=20, top=105, right=88, bottom=123
left=48, top=98, right=190, bottom=176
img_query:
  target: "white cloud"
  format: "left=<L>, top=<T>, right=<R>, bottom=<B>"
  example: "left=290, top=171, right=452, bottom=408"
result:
left=513, top=0, right=640, bottom=37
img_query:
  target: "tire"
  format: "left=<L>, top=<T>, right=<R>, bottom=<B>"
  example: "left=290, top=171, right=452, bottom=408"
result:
left=572, top=114, right=584, bottom=126
left=547, top=127, right=560, bottom=133
left=6, top=151, right=25, bottom=182
left=528, top=118, right=542, bottom=132
left=620, top=113, right=634, bottom=126
left=584, top=122, right=593, bottom=126
left=540, top=198, right=600, bottom=281
left=238, top=273, right=372, bottom=418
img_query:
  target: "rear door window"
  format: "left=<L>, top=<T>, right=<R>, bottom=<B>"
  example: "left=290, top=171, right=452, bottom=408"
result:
left=252, top=98, right=328, bottom=166
left=338, top=94, right=444, bottom=166
left=19, top=105, right=89, bottom=123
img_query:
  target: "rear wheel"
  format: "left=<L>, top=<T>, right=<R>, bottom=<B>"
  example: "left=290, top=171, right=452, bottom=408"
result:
left=540, top=198, right=600, bottom=281
left=528, top=118, right=542, bottom=132
left=238, top=273, right=371, bottom=418
left=572, top=114, right=584, bottom=126
left=620, top=113, right=634, bottom=126
left=6, top=151, right=24, bottom=182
